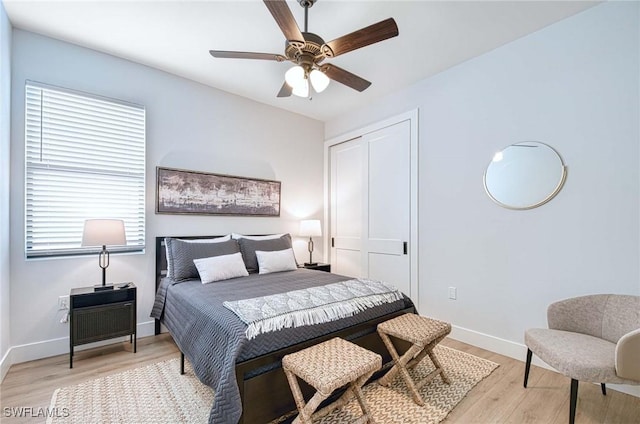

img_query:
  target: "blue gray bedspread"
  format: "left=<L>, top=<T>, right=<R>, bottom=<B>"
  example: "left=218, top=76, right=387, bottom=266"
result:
left=151, top=268, right=413, bottom=424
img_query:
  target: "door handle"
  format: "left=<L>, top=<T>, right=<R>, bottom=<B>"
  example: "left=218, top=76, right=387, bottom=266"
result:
left=403, top=241, right=408, bottom=255
left=331, top=237, right=335, bottom=247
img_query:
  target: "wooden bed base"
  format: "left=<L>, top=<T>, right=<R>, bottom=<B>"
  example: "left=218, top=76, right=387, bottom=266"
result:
left=154, top=236, right=414, bottom=424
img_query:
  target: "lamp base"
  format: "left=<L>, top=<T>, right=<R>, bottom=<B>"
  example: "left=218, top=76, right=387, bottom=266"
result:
left=304, top=262, right=318, bottom=266
left=94, top=284, right=114, bottom=292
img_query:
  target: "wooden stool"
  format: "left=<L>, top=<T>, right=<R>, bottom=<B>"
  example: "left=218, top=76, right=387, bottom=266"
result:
left=377, top=314, right=451, bottom=406
left=282, top=337, right=382, bottom=424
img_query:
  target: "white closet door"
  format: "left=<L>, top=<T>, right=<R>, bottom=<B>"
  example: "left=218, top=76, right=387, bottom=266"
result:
left=363, top=121, right=411, bottom=295
left=329, top=120, right=411, bottom=297
left=330, top=137, right=363, bottom=278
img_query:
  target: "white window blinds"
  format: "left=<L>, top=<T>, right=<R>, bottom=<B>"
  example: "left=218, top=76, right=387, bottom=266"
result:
left=25, top=81, right=146, bottom=258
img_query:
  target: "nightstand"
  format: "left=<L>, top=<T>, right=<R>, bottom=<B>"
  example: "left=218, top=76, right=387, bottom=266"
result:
left=69, top=283, right=136, bottom=368
left=302, top=263, right=331, bottom=272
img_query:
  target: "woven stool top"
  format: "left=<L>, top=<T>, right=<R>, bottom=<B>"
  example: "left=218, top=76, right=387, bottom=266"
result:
left=378, top=314, right=451, bottom=347
left=282, top=337, right=382, bottom=396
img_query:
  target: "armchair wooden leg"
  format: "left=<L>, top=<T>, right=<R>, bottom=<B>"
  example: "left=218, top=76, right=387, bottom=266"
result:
left=601, top=383, right=606, bottom=396
left=524, top=348, right=533, bottom=388
left=569, top=379, right=579, bottom=424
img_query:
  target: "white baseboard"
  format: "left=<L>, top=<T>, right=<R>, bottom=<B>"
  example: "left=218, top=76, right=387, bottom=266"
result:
left=0, top=346, right=12, bottom=383
left=607, top=382, right=640, bottom=397
left=449, top=325, right=640, bottom=398
left=6, top=320, right=155, bottom=367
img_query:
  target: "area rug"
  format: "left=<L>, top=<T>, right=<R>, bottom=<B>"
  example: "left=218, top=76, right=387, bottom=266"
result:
left=47, top=345, right=498, bottom=424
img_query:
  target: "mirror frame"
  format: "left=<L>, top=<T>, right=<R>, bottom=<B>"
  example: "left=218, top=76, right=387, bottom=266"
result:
left=483, top=141, right=567, bottom=210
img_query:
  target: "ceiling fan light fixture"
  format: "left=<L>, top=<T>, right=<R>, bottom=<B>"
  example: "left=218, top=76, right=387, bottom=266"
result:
left=285, top=65, right=305, bottom=88
left=292, top=78, right=309, bottom=97
left=210, top=1, right=398, bottom=98
left=310, top=69, right=330, bottom=93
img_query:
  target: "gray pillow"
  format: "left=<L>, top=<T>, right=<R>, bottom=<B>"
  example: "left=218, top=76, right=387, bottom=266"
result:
left=165, top=237, right=240, bottom=282
left=238, top=234, right=294, bottom=273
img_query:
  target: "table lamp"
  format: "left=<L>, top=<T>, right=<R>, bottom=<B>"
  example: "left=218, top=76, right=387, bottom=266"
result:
left=299, top=219, right=322, bottom=266
left=82, top=219, right=126, bottom=291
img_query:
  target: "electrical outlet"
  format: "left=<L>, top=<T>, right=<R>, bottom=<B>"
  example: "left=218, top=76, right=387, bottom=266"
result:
left=448, top=287, right=457, bottom=300
left=58, top=295, right=69, bottom=310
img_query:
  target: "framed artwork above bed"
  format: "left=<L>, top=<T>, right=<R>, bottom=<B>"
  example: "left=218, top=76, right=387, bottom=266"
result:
left=156, top=166, right=281, bottom=216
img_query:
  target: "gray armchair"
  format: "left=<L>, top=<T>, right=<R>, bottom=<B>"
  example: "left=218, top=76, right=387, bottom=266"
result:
left=524, top=294, right=640, bottom=424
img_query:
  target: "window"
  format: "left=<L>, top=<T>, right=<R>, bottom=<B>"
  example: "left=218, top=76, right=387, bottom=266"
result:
left=25, top=81, right=145, bottom=258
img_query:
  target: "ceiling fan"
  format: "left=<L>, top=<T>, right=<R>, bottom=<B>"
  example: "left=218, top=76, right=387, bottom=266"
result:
left=209, top=0, right=399, bottom=98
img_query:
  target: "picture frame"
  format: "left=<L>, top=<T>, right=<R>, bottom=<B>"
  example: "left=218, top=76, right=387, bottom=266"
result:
left=156, top=167, right=281, bottom=217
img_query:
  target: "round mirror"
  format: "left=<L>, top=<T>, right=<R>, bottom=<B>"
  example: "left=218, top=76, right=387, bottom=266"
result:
left=484, top=141, right=566, bottom=210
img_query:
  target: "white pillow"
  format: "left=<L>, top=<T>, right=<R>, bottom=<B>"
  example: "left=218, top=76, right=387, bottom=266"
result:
left=193, top=252, right=249, bottom=284
left=256, top=248, right=298, bottom=274
left=231, top=233, right=285, bottom=240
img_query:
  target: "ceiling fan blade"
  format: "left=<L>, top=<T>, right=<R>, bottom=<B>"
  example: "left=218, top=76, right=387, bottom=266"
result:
left=322, top=18, right=399, bottom=58
left=263, top=0, right=305, bottom=47
left=209, top=50, right=286, bottom=62
left=319, top=64, right=371, bottom=92
left=277, top=82, right=292, bottom=98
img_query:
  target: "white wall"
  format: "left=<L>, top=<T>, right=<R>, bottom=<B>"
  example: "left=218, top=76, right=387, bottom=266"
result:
left=0, top=2, right=12, bottom=381
left=326, top=1, right=639, bottom=368
left=9, top=29, right=324, bottom=363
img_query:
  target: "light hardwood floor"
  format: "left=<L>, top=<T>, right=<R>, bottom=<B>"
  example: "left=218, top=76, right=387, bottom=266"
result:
left=1, top=334, right=638, bottom=423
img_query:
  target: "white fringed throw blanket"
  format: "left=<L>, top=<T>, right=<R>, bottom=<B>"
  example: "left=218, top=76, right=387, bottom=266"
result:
left=223, top=278, right=403, bottom=340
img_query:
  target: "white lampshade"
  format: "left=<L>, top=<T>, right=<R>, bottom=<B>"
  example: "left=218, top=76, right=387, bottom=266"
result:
left=285, top=65, right=312, bottom=98
left=291, top=79, right=309, bottom=97
left=285, top=65, right=305, bottom=88
left=310, top=69, right=330, bottom=93
left=299, top=219, right=322, bottom=237
left=82, top=219, right=126, bottom=247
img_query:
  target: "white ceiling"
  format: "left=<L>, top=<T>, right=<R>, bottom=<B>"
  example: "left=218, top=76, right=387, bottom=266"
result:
left=3, top=0, right=599, bottom=122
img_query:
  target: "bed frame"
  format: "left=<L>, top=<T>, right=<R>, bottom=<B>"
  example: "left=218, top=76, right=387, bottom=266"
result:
left=154, top=236, right=415, bottom=424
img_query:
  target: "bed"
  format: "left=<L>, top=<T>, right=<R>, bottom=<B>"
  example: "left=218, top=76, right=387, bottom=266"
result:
left=151, top=234, right=415, bottom=424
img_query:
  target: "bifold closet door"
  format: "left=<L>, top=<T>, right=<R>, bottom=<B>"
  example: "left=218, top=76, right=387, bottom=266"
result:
left=329, top=120, right=411, bottom=297
left=363, top=121, right=410, bottom=296
left=330, top=137, right=363, bottom=278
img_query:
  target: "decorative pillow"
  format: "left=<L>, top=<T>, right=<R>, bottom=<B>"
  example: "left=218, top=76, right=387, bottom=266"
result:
left=165, top=237, right=240, bottom=282
left=194, top=252, right=249, bottom=284
left=165, top=235, right=231, bottom=278
left=237, top=234, right=294, bottom=273
left=231, top=233, right=285, bottom=240
left=256, top=248, right=298, bottom=274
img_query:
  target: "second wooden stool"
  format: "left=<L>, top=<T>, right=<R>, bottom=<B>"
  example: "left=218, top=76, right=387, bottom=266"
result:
left=377, top=313, right=451, bottom=406
left=282, top=337, right=381, bottom=424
